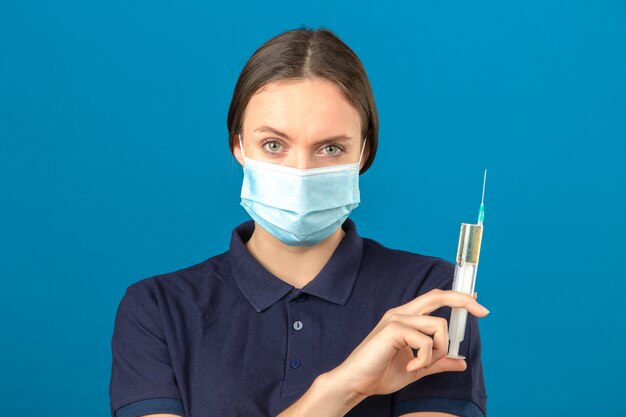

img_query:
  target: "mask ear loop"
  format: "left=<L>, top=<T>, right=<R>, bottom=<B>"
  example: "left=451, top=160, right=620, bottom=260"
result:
left=238, top=133, right=246, bottom=161
left=358, top=135, right=368, bottom=166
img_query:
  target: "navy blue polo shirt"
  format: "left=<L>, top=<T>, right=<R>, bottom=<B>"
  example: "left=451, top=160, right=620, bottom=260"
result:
left=109, top=218, right=487, bottom=417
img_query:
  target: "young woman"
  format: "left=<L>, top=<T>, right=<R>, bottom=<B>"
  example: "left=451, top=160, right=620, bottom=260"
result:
left=109, top=27, right=489, bottom=417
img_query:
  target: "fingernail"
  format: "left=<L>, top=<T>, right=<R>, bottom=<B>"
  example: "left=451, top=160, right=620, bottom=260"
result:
left=480, top=305, right=490, bottom=314
left=473, top=292, right=478, bottom=300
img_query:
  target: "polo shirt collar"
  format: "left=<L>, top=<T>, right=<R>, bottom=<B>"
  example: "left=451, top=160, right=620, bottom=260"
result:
left=228, top=218, right=364, bottom=313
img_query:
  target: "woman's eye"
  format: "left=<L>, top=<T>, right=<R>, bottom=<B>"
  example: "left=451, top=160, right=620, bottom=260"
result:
left=260, top=139, right=344, bottom=156
left=262, top=140, right=282, bottom=153
left=323, top=144, right=344, bottom=156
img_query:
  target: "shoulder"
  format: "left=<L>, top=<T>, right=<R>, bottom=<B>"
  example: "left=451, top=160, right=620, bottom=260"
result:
left=123, top=250, right=232, bottom=308
left=361, top=236, right=455, bottom=293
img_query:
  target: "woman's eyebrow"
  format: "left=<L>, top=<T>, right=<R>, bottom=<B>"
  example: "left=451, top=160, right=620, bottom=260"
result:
left=254, top=125, right=353, bottom=145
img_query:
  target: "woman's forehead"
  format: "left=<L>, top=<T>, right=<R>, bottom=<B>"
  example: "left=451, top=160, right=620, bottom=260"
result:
left=244, top=78, right=361, bottom=137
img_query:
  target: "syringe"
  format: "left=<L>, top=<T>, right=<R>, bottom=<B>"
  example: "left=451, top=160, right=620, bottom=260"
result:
left=446, top=169, right=487, bottom=359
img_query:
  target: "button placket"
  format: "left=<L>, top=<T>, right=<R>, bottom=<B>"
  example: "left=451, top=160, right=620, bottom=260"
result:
left=282, top=291, right=310, bottom=395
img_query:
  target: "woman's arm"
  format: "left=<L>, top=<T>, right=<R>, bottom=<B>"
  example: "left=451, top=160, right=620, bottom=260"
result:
left=276, top=367, right=367, bottom=417
left=276, top=372, right=460, bottom=417
left=401, top=413, right=459, bottom=417
left=139, top=415, right=181, bottom=417
left=277, top=289, right=488, bottom=417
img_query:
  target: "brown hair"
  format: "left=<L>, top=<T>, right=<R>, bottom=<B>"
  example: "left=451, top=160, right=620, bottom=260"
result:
left=226, top=26, right=379, bottom=174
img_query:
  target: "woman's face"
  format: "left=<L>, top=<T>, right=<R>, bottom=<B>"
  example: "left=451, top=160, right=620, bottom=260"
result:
left=234, top=77, right=369, bottom=169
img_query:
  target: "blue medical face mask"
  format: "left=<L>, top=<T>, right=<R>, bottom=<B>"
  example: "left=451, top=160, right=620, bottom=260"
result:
left=238, top=133, right=367, bottom=246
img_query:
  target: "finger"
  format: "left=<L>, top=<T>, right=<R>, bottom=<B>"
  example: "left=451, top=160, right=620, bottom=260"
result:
left=400, top=329, right=434, bottom=371
left=418, top=289, right=488, bottom=316
left=381, top=321, right=435, bottom=370
left=419, top=356, right=467, bottom=378
left=384, top=314, right=448, bottom=356
left=389, top=289, right=489, bottom=317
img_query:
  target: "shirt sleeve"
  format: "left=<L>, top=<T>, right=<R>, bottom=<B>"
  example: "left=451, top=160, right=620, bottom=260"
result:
left=391, top=268, right=488, bottom=417
left=109, top=285, right=185, bottom=417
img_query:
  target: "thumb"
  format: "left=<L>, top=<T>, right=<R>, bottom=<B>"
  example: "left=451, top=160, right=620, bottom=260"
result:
left=416, top=356, right=467, bottom=379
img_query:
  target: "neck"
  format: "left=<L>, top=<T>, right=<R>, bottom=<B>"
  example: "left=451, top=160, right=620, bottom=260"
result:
left=244, top=223, right=346, bottom=289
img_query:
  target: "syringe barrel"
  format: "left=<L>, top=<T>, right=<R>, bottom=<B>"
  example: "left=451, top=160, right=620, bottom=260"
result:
left=448, top=223, right=483, bottom=357
left=456, top=223, right=483, bottom=266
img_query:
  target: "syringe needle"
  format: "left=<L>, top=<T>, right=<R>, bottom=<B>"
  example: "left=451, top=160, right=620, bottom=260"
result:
left=478, top=169, right=486, bottom=225
left=481, top=169, right=487, bottom=204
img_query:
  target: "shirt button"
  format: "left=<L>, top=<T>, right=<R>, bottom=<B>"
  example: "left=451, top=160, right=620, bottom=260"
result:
left=293, top=320, right=303, bottom=331
left=295, top=294, right=307, bottom=302
left=290, top=359, right=302, bottom=369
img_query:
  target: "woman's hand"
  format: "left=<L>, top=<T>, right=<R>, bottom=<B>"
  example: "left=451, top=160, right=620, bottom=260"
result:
left=329, top=289, right=489, bottom=398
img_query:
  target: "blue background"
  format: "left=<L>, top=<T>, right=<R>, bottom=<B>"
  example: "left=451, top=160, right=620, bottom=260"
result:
left=1, top=1, right=625, bottom=415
